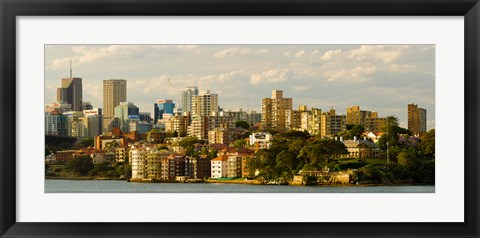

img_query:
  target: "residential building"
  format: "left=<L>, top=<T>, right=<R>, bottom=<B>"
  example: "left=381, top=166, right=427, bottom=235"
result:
left=191, top=90, right=219, bottom=116
left=249, top=132, right=273, bottom=151
left=218, top=147, right=254, bottom=178
left=211, top=155, right=228, bottom=179
left=346, top=106, right=387, bottom=132
left=286, top=109, right=302, bottom=131
left=208, top=127, right=235, bottom=145
left=261, top=90, right=292, bottom=131
left=188, top=113, right=235, bottom=140
left=103, top=79, right=127, bottom=132
left=246, top=110, right=262, bottom=125
left=115, top=146, right=128, bottom=163
left=181, top=86, right=199, bottom=113
left=320, top=108, right=346, bottom=138
left=408, top=103, right=427, bottom=135
left=307, top=108, right=322, bottom=135
left=164, top=112, right=191, bottom=135
left=130, top=148, right=149, bottom=179
left=342, top=139, right=380, bottom=158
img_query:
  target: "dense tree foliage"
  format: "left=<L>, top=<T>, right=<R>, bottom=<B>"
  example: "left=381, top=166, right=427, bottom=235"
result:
left=245, top=135, right=347, bottom=182
left=78, top=138, right=94, bottom=148
left=235, top=120, right=250, bottom=130
left=336, top=124, right=364, bottom=140
left=66, top=155, right=94, bottom=176
left=233, top=139, right=247, bottom=148
left=179, top=136, right=199, bottom=156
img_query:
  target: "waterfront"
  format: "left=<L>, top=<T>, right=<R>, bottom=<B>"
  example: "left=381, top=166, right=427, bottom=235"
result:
left=45, top=179, right=435, bottom=193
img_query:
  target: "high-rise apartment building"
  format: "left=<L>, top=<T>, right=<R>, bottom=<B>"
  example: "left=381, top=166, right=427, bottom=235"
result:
left=307, top=108, right=322, bottom=135
left=320, top=108, right=346, bottom=138
left=346, top=106, right=387, bottom=132
left=191, top=90, right=219, bottom=117
left=154, top=99, right=175, bottom=124
left=103, top=79, right=127, bottom=132
left=57, top=76, right=82, bottom=111
left=408, top=103, right=427, bottom=135
left=181, top=86, right=199, bottom=113
left=261, top=90, right=292, bottom=131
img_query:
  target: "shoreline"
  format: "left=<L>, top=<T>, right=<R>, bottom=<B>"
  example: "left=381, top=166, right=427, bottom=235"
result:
left=45, top=177, right=433, bottom=187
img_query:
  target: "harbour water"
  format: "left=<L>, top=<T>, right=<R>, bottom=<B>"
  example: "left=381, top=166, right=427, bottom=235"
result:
left=45, top=179, right=435, bottom=193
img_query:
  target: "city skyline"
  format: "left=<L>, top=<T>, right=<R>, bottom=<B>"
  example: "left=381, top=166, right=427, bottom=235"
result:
left=45, top=44, right=435, bottom=130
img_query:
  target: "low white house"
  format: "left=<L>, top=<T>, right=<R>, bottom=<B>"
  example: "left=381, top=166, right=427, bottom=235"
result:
left=249, top=132, right=272, bottom=150
left=211, top=155, right=228, bottom=179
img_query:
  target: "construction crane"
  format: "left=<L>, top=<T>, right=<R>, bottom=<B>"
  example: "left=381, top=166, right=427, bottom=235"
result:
left=167, top=78, right=181, bottom=111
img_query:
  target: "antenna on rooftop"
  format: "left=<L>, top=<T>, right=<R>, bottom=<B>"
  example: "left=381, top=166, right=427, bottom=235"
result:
left=69, top=59, right=72, bottom=78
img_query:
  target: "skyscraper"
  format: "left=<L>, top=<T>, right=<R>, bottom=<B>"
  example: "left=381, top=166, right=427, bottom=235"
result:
left=114, top=102, right=139, bottom=132
left=154, top=99, right=175, bottom=124
left=408, top=103, right=427, bottom=135
left=261, top=90, right=292, bottom=131
left=181, top=86, right=199, bottom=113
left=103, top=79, right=127, bottom=132
left=56, top=63, right=82, bottom=111
left=191, top=90, right=218, bottom=117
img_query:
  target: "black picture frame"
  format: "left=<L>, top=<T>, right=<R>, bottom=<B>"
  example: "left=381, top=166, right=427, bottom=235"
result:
left=1, top=0, right=479, bottom=237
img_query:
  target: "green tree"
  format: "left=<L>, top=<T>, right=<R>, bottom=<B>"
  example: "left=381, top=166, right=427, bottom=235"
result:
left=298, top=139, right=348, bottom=164
left=179, top=136, right=199, bottom=156
left=274, top=150, right=297, bottom=180
left=233, top=139, right=246, bottom=148
left=157, top=145, right=169, bottom=151
left=208, top=148, right=218, bottom=159
left=288, top=139, right=305, bottom=155
left=88, top=162, right=111, bottom=176
left=201, top=146, right=208, bottom=156
left=104, top=140, right=119, bottom=153
left=397, top=148, right=418, bottom=167
left=66, top=155, right=94, bottom=176
left=235, top=120, right=250, bottom=130
left=274, top=131, right=310, bottom=142
left=79, top=138, right=94, bottom=148
left=418, top=129, right=435, bottom=157
left=350, top=124, right=365, bottom=139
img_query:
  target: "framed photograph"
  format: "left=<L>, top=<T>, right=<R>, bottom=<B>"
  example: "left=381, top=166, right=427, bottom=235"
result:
left=1, top=0, right=479, bottom=237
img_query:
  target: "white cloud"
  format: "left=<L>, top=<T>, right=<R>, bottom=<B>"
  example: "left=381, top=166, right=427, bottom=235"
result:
left=321, top=49, right=343, bottom=60
left=213, top=47, right=252, bottom=58
left=346, top=45, right=409, bottom=63
left=389, top=64, right=417, bottom=72
left=176, top=45, right=201, bottom=53
left=293, top=86, right=310, bottom=91
left=294, top=50, right=305, bottom=58
left=50, top=45, right=144, bottom=69
left=250, top=69, right=289, bottom=85
left=322, top=65, right=376, bottom=82
left=256, top=49, right=270, bottom=54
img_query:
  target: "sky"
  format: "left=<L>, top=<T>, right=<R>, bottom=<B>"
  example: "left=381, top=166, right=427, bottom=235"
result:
left=45, top=44, right=435, bottom=130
